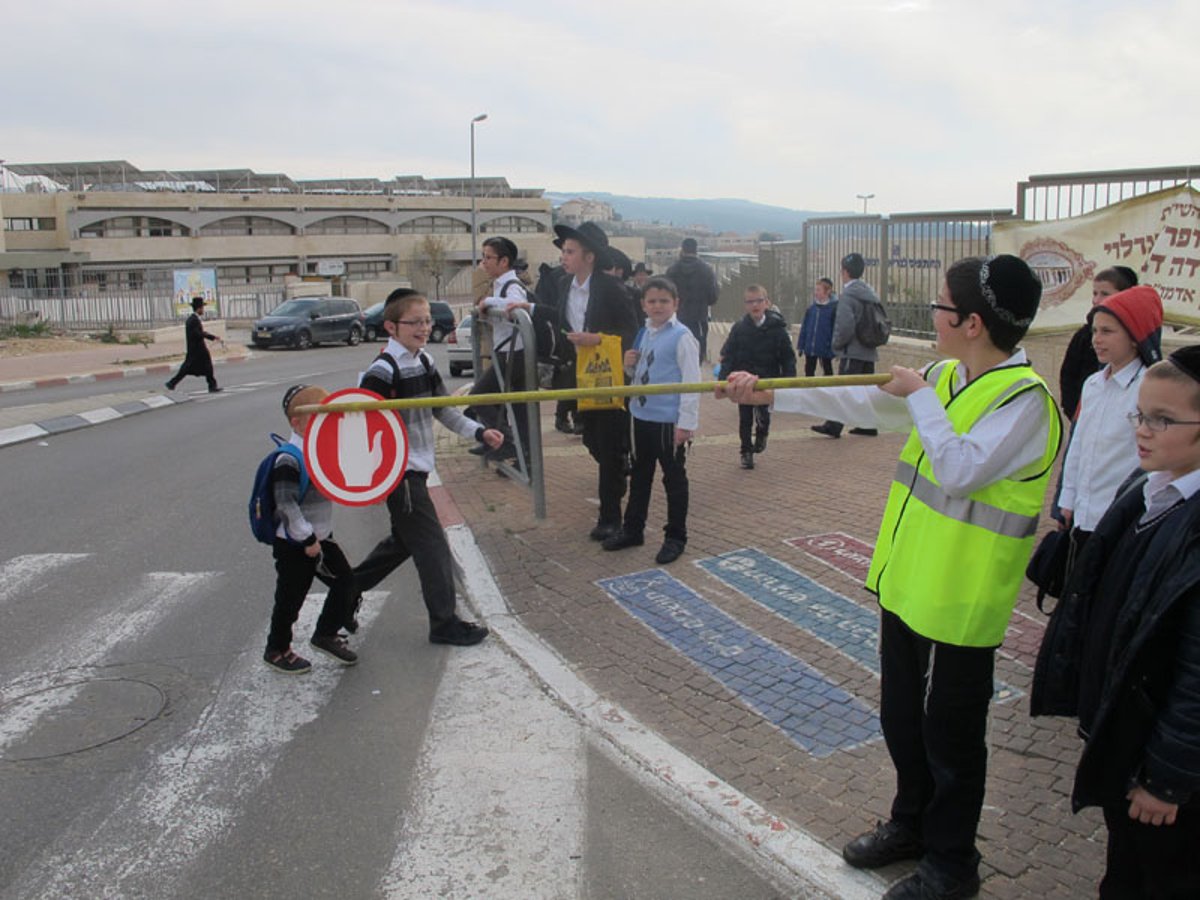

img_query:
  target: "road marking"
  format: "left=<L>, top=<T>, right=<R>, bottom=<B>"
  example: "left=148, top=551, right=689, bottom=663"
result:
left=0, top=423, right=50, bottom=447
left=599, top=568, right=878, bottom=758
left=79, top=407, right=122, bottom=424
left=381, top=641, right=585, bottom=899
left=14, top=592, right=387, bottom=899
left=0, top=553, right=89, bottom=606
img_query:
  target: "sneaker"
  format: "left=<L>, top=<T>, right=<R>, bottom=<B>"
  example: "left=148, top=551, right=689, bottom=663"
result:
left=602, top=529, right=644, bottom=551
left=754, top=433, right=768, bottom=453
left=740, top=451, right=755, bottom=470
left=263, top=648, right=312, bottom=674
left=655, top=538, right=686, bottom=564
left=842, top=820, right=924, bottom=869
left=589, top=522, right=620, bottom=542
left=810, top=423, right=841, bottom=438
left=310, top=634, right=358, bottom=666
left=429, top=618, right=489, bottom=646
left=882, top=870, right=980, bottom=900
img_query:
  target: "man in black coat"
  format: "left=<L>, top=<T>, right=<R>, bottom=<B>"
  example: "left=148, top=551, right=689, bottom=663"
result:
left=166, top=296, right=223, bottom=392
left=666, top=238, right=719, bottom=362
left=553, top=221, right=640, bottom=540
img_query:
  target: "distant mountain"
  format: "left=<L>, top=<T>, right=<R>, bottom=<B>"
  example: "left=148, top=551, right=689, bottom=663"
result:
left=544, top=191, right=846, bottom=239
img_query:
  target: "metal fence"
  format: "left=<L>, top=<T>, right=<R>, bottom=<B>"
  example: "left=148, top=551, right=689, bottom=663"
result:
left=0, top=284, right=286, bottom=330
left=801, top=210, right=1014, bottom=338
left=1016, top=164, right=1200, bottom=221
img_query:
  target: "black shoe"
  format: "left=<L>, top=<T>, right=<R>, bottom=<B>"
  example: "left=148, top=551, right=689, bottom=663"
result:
left=602, top=529, right=644, bottom=551
left=571, top=421, right=586, bottom=435
left=343, top=593, right=363, bottom=634
left=263, top=648, right=312, bottom=674
left=429, top=618, right=489, bottom=646
left=740, top=451, right=755, bottom=469
left=164, top=381, right=176, bottom=391
left=589, top=522, right=620, bottom=541
left=882, top=870, right=980, bottom=900
left=842, top=820, right=924, bottom=869
left=486, top=442, right=518, bottom=462
left=810, top=423, right=841, bottom=438
left=208, top=386, right=223, bottom=393
left=655, top=538, right=686, bottom=564
left=555, top=418, right=573, bottom=434
left=849, top=427, right=878, bottom=436
left=310, top=634, right=358, bottom=666
left=753, top=433, right=768, bottom=454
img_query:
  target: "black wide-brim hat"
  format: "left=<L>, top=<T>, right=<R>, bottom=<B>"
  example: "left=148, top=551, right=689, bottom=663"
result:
left=601, top=247, right=633, bottom=278
left=553, top=221, right=609, bottom=256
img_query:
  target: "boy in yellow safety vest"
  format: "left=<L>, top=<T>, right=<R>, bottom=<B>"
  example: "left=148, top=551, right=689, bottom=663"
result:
left=723, top=254, right=1061, bottom=900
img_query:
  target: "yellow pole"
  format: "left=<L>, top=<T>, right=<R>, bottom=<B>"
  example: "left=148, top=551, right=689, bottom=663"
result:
left=294, top=373, right=892, bottom=415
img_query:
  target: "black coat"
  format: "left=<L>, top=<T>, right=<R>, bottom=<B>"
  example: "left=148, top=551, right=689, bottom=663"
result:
left=1031, top=472, right=1200, bottom=811
left=719, top=309, right=797, bottom=378
left=1059, top=323, right=1100, bottom=420
left=665, top=255, right=718, bottom=325
left=179, top=312, right=216, bottom=376
left=552, top=269, right=640, bottom=363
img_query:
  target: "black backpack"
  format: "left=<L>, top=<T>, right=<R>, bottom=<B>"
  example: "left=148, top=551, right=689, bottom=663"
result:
left=499, top=280, right=566, bottom=373
left=855, top=297, right=892, bottom=348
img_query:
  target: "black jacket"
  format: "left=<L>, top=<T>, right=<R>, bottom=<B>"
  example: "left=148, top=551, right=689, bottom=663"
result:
left=719, top=309, right=797, bottom=378
left=550, top=269, right=640, bottom=365
left=1031, top=472, right=1200, bottom=811
left=665, top=255, right=718, bottom=324
left=1059, top=323, right=1100, bottom=420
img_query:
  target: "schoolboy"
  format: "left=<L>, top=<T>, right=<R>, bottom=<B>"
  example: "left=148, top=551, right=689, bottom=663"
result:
left=602, top=277, right=700, bottom=564
left=263, top=384, right=358, bottom=673
left=798, top=277, right=838, bottom=377
left=718, top=284, right=796, bottom=469
left=1033, top=346, right=1200, bottom=897
left=351, top=289, right=504, bottom=646
left=725, top=255, right=1061, bottom=900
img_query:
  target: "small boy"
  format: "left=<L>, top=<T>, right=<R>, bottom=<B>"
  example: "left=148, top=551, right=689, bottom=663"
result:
left=719, top=284, right=796, bottom=469
left=352, top=289, right=504, bottom=646
left=1033, top=345, right=1200, bottom=897
left=602, top=277, right=700, bottom=564
left=798, top=277, right=838, bottom=377
left=264, top=384, right=358, bottom=673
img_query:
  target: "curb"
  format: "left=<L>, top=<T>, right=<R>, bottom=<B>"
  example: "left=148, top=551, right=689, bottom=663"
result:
left=0, top=351, right=251, bottom=394
left=0, top=393, right=191, bottom=449
left=432, top=472, right=884, bottom=900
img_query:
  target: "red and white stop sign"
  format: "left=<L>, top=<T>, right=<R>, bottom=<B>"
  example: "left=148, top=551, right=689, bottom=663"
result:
left=304, top=388, right=408, bottom=506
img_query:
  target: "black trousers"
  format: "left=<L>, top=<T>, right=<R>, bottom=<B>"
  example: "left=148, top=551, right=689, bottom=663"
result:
left=471, top=348, right=530, bottom=450
left=804, top=354, right=834, bottom=377
left=681, top=317, right=708, bottom=362
left=1100, top=801, right=1200, bottom=898
left=167, top=353, right=217, bottom=390
left=822, top=357, right=875, bottom=436
left=580, top=407, right=629, bottom=527
left=552, top=358, right=577, bottom=425
left=623, top=417, right=689, bottom=542
left=267, top=537, right=354, bottom=653
left=352, top=473, right=458, bottom=629
left=879, top=609, right=992, bottom=883
left=737, top=404, right=770, bottom=453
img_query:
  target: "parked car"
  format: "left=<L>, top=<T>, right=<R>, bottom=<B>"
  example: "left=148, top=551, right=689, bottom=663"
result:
left=252, top=297, right=364, bottom=349
left=362, top=299, right=456, bottom=343
left=447, top=315, right=474, bottom=377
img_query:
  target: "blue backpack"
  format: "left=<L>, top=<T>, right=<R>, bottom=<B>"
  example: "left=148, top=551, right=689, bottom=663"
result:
left=249, top=433, right=309, bottom=544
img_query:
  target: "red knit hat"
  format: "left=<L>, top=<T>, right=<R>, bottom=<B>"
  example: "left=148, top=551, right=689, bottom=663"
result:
left=1089, top=285, right=1163, bottom=366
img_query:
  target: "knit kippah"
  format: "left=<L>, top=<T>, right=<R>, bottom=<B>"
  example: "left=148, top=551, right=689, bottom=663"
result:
left=282, top=384, right=310, bottom=416
left=978, top=255, right=1042, bottom=327
left=1168, top=345, right=1200, bottom=384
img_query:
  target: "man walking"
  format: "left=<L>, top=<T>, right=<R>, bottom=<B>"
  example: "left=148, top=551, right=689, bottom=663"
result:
left=812, top=252, right=880, bottom=438
left=667, top=238, right=719, bottom=362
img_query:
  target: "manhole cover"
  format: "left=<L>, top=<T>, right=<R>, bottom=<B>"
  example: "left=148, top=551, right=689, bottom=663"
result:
left=1, top=677, right=167, bottom=761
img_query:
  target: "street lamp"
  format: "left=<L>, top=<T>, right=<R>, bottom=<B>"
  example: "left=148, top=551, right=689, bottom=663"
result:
left=470, top=113, right=488, bottom=268
left=857, top=193, right=875, bottom=215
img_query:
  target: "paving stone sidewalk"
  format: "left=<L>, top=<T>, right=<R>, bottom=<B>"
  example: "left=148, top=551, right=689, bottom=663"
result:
left=437, top=393, right=1105, bottom=899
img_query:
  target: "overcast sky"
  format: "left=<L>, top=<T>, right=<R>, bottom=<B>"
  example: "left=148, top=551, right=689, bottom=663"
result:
left=6, top=0, right=1197, bottom=215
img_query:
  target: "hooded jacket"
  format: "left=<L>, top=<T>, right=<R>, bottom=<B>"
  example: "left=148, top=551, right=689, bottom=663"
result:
left=831, top=279, right=881, bottom=363
left=719, top=308, right=797, bottom=379
left=666, top=254, right=719, bottom=325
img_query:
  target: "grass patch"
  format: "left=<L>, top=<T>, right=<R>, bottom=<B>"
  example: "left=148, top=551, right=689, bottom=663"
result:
left=0, top=320, right=54, bottom=338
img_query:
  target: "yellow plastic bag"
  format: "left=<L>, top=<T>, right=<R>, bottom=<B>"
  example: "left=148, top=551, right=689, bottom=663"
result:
left=576, top=333, right=625, bottom=412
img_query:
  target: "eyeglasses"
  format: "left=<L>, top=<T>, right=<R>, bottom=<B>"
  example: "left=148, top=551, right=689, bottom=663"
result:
left=929, top=303, right=959, bottom=315
left=396, top=317, right=433, bottom=327
left=1126, top=411, right=1200, bottom=432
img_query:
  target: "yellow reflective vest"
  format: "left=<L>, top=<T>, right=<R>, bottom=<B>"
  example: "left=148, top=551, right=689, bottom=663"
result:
left=866, top=359, right=1062, bottom=647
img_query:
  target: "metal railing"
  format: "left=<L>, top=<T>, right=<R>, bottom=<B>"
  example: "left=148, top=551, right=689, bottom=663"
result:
left=1016, top=164, right=1200, bottom=221
left=470, top=307, right=546, bottom=519
left=0, top=284, right=286, bottom=329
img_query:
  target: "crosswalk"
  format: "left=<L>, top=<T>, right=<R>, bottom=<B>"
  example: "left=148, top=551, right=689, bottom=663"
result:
left=0, top=552, right=591, bottom=899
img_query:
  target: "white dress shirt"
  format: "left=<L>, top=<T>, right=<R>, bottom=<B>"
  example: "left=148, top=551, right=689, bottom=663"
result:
left=566, top=275, right=590, bottom=332
left=1059, top=358, right=1145, bottom=531
left=772, top=350, right=1055, bottom=497
left=479, top=270, right=529, bottom=351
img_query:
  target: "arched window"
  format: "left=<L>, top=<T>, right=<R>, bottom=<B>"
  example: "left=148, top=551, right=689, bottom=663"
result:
left=306, top=215, right=388, bottom=235
left=398, top=216, right=469, bottom=234
left=480, top=216, right=546, bottom=234
left=198, top=216, right=295, bottom=236
left=79, top=216, right=188, bottom=238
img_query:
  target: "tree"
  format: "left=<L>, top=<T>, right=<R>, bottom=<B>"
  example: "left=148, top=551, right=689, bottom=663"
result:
left=410, top=235, right=450, bottom=300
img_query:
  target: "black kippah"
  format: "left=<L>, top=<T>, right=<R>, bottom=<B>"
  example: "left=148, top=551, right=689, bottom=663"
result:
left=1168, top=345, right=1200, bottom=384
left=282, top=384, right=310, bottom=416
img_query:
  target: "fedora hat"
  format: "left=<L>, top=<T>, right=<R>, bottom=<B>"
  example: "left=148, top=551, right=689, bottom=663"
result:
left=553, top=221, right=609, bottom=256
left=632, top=262, right=653, bottom=275
left=602, top=247, right=633, bottom=279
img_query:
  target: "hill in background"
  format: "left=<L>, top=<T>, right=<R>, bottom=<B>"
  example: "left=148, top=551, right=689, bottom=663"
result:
left=544, top=191, right=847, bottom=239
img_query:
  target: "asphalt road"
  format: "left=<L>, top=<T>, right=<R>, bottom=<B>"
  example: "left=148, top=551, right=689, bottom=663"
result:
left=0, top=340, right=791, bottom=899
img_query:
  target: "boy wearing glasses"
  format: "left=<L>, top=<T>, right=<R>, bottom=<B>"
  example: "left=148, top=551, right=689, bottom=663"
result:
left=718, top=284, right=796, bottom=469
left=351, top=288, right=503, bottom=646
left=1034, top=345, right=1200, bottom=897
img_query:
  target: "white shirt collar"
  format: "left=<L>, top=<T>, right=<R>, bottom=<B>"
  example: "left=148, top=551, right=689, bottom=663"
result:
left=645, top=314, right=679, bottom=334
left=1105, top=357, right=1144, bottom=388
left=385, top=337, right=422, bottom=362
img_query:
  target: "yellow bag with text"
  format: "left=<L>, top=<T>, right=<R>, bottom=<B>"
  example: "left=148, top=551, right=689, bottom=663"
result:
left=576, top=333, right=625, bottom=412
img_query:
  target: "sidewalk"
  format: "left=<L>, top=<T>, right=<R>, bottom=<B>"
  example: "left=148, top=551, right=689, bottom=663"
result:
left=0, top=342, right=1103, bottom=897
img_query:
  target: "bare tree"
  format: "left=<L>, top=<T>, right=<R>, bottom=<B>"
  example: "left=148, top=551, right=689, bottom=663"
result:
left=409, top=235, right=451, bottom=300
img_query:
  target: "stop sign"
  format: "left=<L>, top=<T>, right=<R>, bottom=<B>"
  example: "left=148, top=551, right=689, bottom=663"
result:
left=304, top=388, right=408, bottom=506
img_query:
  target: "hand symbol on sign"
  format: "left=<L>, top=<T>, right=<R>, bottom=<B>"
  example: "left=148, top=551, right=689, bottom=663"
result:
left=337, top=411, right=384, bottom=486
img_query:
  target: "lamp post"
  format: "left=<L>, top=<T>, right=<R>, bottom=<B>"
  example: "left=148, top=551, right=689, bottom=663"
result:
left=470, top=113, right=488, bottom=268
left=856, top=193, right=875, bottom=215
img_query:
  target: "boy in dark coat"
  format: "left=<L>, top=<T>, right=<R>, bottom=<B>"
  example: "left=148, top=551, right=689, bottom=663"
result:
left=798, top=278, right=838, bottom=376
left=719, top=284, right=796, bottom=469
left=1033, top=345, right=1200, bottom=898
left=166, top=296, right=223, bottom=392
